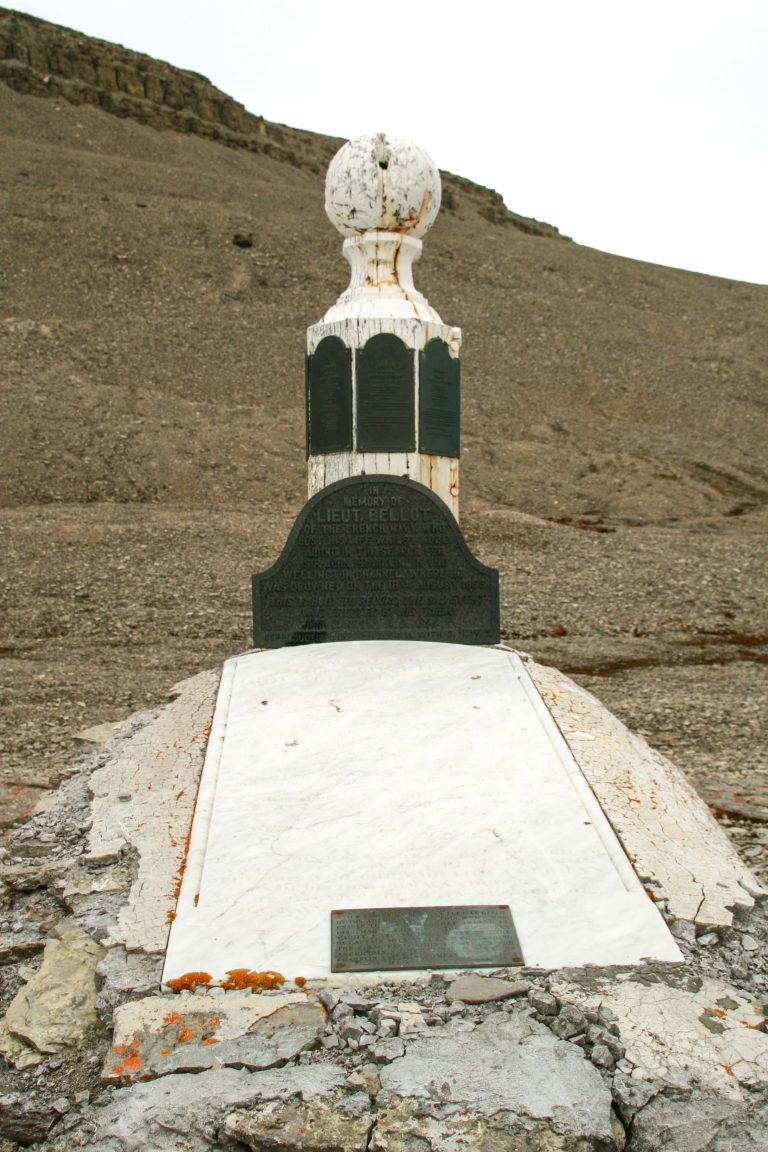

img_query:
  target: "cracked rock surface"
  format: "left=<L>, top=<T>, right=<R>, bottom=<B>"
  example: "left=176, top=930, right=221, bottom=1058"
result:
left=0, top=673, right=766, bottom=1150
left=0, top=670, right=766, bottom=1151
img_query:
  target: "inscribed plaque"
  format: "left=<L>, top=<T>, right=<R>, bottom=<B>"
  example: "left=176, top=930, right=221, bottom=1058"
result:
left=251, top=475, right=500, bottom=648
left=306, top=336, right=353, bottom=455
left=356, top=333, right=415, bottom=452
left=419, top=339, right=460, bottom=457
left=331, top=905, right=522, bottom=971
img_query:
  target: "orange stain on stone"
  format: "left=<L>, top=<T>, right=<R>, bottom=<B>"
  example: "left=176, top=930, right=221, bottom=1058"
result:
left=221, top=968, right=285, bottom=991
left=166, top=972, right=211, bottom=993
left=111, top=1040, right=142, bottom=1079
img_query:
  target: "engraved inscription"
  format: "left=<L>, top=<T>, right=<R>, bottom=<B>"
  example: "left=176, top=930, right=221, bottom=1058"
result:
left=419, top=338, right=460, bottom=457
left=307, top=336, right=353, bottom=455
left=356, top=333, right=415, bottom=452
left=252, top=476, right=500, bottom=648
left=331, top=905, right=523, bottom=971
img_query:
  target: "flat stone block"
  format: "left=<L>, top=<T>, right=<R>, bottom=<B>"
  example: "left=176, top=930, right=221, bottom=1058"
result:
left=379, top=1012, right=615, bottom=1141
left=446, top=975, right=528, bottom=1003
left=104, top=990, right=326, bottom=1083
left=163, top=642, right=680, bottom=982
left=551, top=972, right=768, bottom=1099
left=222, top=1098, right=372, bottom=1152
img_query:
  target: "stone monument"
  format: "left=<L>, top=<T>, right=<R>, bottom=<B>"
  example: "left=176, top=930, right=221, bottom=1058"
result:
left=253, top=132, right=496, bottom=649
left=160, top=134, right=731, bottom=984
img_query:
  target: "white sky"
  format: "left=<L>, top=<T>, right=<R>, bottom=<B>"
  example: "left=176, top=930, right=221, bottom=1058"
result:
left=10, top=0, right=768, bottom=284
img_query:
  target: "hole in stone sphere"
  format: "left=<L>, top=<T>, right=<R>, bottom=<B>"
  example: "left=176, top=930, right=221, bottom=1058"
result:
left=379, top=160, right=389, bottom=170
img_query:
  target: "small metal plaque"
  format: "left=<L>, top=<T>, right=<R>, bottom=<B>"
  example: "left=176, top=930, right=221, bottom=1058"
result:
left=356, top=333, right=415, bottom=452
left=419, top=339, right=460, bottom=457
left=331, top=905, right=522, bottom=972
left=252, top=475, right=500, bottom=648
left=306, top=336, right=353, bottom=455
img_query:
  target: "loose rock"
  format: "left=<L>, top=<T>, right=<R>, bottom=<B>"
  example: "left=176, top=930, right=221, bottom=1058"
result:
left=0, top=1094, right=62, bottom=1145
left=446, top=974, right=529, bottom=1003
left=528, top=988, right=558, bottom=1015
left=3, top=922, right=104, bottom=1054
left=222, top=1097, right=372, bottom=1152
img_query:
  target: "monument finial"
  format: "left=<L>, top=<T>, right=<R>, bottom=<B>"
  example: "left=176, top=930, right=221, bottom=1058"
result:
left=324, top=132, right=441, bottom=238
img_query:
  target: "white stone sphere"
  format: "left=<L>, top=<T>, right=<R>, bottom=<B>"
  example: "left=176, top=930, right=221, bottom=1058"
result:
left=325, top=133, right=441, bottom=238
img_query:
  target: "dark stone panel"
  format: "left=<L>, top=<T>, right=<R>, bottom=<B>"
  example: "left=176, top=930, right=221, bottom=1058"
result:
left=356, top=333, right=415, bottom=452
left=252, top=476, right=500, bottom=648
left=419, top=338, right=460, bottom=457
left=306, top=336, right=353, bottom=455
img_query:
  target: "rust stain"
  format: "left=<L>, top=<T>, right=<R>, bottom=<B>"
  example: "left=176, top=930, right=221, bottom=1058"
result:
left=168, top=817, right=194, bottom=907
left=449, top=460, right=459, bottom=499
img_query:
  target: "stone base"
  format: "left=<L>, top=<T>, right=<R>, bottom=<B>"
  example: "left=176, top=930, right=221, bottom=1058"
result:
left=163, top=642, right=680, bottom=984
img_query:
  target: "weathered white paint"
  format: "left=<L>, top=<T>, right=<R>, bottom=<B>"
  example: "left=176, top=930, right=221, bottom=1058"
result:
left=318, top=234, right=442, bottom=325
left=307, top=450, right=460, bottom=517
left=162, top=642, right=680, bottom=986
left=550, top=973, right=768, bottom=1101
left=325, top=133, right=440, bottom=238
left=307, top=134, right=461, bottom=518
left=85, top=670, right=220, bottom=954
left=523, top=655, right=764, bottom=926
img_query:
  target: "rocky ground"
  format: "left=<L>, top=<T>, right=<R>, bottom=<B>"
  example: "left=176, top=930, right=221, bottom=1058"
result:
left=0, top=675, right=766, bottom=1151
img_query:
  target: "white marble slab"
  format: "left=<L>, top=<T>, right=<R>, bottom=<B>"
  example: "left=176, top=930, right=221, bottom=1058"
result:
left=163, top=642, right=680, bottom=983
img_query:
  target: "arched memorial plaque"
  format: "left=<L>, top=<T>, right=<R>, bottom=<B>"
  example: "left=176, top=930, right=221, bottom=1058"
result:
left=419, top=338, right=460, bottom=457
left=306, top=335, right=353, bottom=455
left=252, top=475, right=499, bottom=648
left=356, top=333, right=415, bottom=452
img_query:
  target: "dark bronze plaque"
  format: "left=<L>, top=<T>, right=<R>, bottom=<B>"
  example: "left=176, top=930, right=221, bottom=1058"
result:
left=419, top=339, right=460, bottom=457
left=331, top=905, right=523, bottom=972
left=356, top=333, right=415, bottom=452
left=251, top=475, right=500, bottom=648
left=306, top=336, right=353, bottom=455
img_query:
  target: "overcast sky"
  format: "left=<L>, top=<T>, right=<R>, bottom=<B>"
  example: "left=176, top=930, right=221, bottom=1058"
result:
left=11, top=0, right=768, bottom=284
